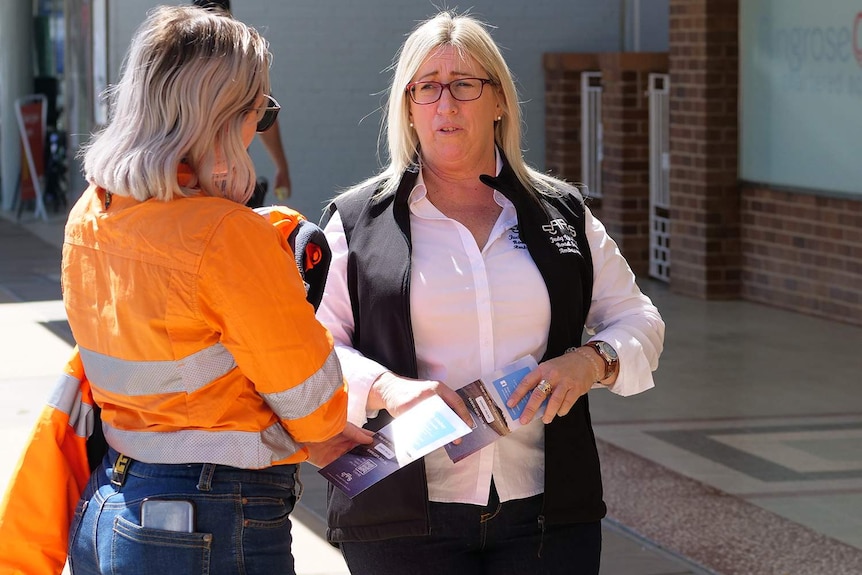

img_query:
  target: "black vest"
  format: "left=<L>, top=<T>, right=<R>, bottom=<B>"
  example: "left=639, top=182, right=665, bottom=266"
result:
left=324, top=158, right=607, bottom=543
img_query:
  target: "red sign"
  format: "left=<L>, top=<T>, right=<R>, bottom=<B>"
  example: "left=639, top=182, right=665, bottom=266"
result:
left=18, top=98, right=45, bottom=203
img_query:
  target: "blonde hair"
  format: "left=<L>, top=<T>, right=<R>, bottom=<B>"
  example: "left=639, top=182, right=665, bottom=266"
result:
left=81, top=5, right=270, bottom=203
left=354, top=10, right=564, bottom=198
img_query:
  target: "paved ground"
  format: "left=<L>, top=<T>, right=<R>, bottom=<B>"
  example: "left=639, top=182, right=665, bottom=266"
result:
left=3, top=205, right=862, bottom=574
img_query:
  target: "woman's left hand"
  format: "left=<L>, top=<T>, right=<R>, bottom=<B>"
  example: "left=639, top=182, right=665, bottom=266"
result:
left=505, top=352, right=597, bottom=425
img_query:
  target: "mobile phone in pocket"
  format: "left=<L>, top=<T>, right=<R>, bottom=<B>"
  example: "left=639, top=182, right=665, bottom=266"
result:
left=141, top=498, right=195, bottom=533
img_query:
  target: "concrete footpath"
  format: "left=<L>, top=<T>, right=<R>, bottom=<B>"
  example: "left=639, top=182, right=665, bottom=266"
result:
left=5, top=208, right=862, bottom=574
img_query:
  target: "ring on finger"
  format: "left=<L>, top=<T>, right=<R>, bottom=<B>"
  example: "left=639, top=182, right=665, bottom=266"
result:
left=535, top=379, right=552, bottom=395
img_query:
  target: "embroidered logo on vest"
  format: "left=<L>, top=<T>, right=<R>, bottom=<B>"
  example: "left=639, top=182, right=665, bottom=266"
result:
left=542, top=218, right=581, bottom=255
left=508, top=226, right=527, bottom=250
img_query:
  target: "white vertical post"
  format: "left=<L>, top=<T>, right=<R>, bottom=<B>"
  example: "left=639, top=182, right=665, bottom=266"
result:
left=64, top=0, right=94, bottom=204
left=648, top=73, right=671, bottom=282
left=580, top=72, right=603, bottom=199
left=0, top=0, right=33, bottom=212
left=92, top=0, right=109, bottom=126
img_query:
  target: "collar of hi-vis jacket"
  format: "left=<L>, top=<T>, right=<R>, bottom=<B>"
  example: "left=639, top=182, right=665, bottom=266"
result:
left=95, top=162, right=198, bottom=209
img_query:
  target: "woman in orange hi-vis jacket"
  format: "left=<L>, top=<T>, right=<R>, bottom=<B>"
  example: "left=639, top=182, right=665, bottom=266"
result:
left=35, top=6, right=370, bottom=575
left=0, top=206, right=337, bottom=575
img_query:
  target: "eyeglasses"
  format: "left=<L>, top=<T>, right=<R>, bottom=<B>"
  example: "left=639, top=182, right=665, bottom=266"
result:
left=255, top=95, right=280, bottom=133
left=405, top=78, right=495, bottom=105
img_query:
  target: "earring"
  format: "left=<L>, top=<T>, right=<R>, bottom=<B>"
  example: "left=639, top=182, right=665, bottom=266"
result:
left=496, top=116, right=502, bottom=121
left=409, top=122, right=414, bottom=128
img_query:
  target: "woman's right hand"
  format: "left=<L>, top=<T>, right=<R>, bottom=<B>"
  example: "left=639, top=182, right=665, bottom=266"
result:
left=369, top=371, right=474, bottom=428
left=305, top=423, right=375, bottom=467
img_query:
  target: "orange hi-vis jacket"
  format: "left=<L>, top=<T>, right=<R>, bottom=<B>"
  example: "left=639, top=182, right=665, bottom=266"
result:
left=0, top=351, right=92, bottom=575
left=61, top=184, right=347, bottom=468
left=0, top=188, right=345, bottom=574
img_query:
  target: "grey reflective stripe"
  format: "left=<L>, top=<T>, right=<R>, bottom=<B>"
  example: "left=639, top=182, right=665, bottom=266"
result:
left=261, top=348, right=343, bottom=420
left=47, top=372, right=94, bottom=439
left=78, top=344, right=237, bottom=396
left=102, top=421, right=301, bottom=468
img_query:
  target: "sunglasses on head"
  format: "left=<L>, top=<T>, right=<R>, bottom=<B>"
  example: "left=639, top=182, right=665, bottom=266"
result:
left=255, top=95, right=280, bottom=133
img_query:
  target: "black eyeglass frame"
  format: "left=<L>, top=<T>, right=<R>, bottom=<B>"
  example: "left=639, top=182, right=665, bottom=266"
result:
left=255, top=95, right=281, bottom=133
left=404, top=78, right=495, bottom=105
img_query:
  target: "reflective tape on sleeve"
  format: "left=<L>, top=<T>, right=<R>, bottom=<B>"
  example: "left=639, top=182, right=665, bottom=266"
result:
left=261, top=349, right=343, bottom=419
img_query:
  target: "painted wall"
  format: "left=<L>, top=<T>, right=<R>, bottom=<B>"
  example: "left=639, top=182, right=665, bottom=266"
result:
left=741, top=0, right=862, bottom=197
left=103, top=1, right=667, bottom=217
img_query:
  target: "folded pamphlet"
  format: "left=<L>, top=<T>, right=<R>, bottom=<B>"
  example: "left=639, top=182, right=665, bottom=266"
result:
left=444, top=355, right=544, bottom=463
left=319, top=394, right=471, bottom=498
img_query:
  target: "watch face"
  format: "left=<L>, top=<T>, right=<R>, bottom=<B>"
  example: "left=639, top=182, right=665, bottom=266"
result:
left=597, top=341, right=618, bottom=362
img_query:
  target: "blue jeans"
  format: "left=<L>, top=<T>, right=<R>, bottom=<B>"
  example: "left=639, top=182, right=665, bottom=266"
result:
left=340, top=482, right=602, bottom=575
left=68, top=449, right=299, bottom=575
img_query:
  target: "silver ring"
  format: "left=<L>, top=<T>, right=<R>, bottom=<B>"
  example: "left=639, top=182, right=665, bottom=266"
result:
left=536, top=379, right=552, bottom=395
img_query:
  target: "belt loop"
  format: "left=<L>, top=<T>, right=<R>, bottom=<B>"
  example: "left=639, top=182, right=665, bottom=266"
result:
left=197, top=463, right=216, bottom=492
left=110, top=453, right=131, bottom=488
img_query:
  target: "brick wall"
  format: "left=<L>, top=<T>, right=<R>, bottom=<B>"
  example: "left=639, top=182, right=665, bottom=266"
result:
left=543, top=53, right=599, bottom=185
left=544, top=1, right=862, bottom=327
left=742, top=186, right=862, bottom=325
left=598, top=52, right=668, bottom=277
left=668, top=0, right=740, bottom=299
left=544, top=52, right=666, bottom=277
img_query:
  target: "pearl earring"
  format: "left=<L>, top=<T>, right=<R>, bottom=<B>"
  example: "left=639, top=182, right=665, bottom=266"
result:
left=496, top=116, right=502, bottom=121
left=410, top=122, right=414, bottom=128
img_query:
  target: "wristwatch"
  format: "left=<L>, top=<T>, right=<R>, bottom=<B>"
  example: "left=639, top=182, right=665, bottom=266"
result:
left=587, top=341, right=618, bottom=380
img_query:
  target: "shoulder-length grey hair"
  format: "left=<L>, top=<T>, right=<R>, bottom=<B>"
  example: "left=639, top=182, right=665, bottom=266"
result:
left=80, top=5, right=270, bottom=203
left=354, top=10, right=566, bottom=198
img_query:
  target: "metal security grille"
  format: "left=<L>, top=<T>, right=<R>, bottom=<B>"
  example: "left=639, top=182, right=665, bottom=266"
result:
left=580, top=72, right=603, bottom=199
left=648, top=73, right=670, bottom=282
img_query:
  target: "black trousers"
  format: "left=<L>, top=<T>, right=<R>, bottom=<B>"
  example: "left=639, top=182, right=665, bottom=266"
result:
left=340, top=485, right=601, bottom=575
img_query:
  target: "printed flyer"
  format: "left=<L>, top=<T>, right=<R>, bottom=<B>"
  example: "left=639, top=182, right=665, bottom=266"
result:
left=444, top=355, right=544, bottom=463
left=319, top=394, right=471, bottom=498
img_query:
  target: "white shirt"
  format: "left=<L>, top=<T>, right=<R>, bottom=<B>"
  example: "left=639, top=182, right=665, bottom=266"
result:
left=317, top=165, right=664, bottom=506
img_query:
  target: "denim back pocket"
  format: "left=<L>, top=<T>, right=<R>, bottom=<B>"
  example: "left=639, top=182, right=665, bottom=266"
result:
left=111, top=515, right=213, bottom=574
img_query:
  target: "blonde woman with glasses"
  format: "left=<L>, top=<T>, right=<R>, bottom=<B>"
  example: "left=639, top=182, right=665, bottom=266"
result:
left=317, top=10, right=665, bottom=574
